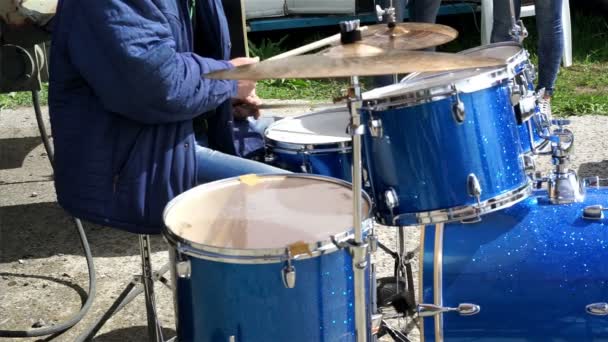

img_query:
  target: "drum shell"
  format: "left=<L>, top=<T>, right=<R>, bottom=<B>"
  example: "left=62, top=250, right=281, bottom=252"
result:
left=264, top=109, right=353, bottom=181
left=361, top=81, right=528, bottom=226
left=170, top=246, right=370, bottom=342
left=269, top=147, right=352, bottom=181
left=460, top=42, right=549, bottom=156
left=518, top=116, right=549, bottom=154
left=422, top=188, right=608, bottom=341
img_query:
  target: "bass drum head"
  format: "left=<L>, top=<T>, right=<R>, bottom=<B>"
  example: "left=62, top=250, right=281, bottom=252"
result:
left=163, top=174, right=370, bottom=259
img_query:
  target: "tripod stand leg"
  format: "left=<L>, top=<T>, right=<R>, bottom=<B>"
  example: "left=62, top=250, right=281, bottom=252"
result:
left=76, top=282, right=143, bottom=341
left=139, top=235, right=164, bottom=342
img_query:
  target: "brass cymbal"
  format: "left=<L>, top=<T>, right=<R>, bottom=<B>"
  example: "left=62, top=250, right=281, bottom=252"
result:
left=336, top=22, right=458, bottom=52
left=205, top=50, right=505, bottom=80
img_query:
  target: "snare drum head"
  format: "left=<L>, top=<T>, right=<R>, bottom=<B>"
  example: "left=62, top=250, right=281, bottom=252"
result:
left=265, top=107, right=350, bottom=146
left=163, top=175, right=369, bottom=251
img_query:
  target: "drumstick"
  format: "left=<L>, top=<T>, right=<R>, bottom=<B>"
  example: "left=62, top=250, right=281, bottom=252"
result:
left=266, top=26, right=369, bottom=61
left=234, top=102, right=338, bottom=112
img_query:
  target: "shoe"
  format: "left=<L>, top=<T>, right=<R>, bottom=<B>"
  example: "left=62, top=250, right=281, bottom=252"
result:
left=538, top=96, right=552, bottom=119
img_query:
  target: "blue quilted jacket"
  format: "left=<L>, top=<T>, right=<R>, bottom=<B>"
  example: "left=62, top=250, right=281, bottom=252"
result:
left=49, top=0, right=237, bottom=234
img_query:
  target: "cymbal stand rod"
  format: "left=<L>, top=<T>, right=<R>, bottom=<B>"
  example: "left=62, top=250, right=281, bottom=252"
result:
left=508, top=0, right=527, bottom=43
left=508, top=0, right=517, bottom=32
left=349, top=75, right=369, bottom=342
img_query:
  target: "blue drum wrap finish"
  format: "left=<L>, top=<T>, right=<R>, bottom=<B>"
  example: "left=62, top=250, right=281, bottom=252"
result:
left=422, top=188, right=608, bottom=341
left=271, top=150, right=352, bottom=182
left=173, top=249, right=370, bottom=342
left=361, top=82, right=527, bottom=226
left=518, top=116, right=546, bottom=154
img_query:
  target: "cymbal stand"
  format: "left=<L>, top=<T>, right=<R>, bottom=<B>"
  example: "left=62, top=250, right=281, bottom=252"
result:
left=375, top=0, right=400, bottom=84
left=508, top=0, right=528, bottom=43
left=347, top=74, right=370, bottom=342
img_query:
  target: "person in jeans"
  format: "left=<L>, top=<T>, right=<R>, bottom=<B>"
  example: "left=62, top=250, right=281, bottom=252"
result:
left=409, top=0, right=442, bottom=24
left=374, top=0, right=442, bottom=87
left=491, top=0, right=564, bottom=116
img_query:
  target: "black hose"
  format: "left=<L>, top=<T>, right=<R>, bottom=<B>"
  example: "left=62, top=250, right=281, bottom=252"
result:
left=31, top=91, right=55, bottom=167
left=0, top=91, right=97, bottom=338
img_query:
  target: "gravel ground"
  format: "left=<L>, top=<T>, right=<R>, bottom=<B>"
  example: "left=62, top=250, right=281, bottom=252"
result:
left=1, top=103, right=607, bottom=342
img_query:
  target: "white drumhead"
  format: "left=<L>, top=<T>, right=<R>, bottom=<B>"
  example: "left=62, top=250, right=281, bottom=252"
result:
left=363, top=66, right=506, bottom=100
left=364, top=42, right=523, bottom=101
left=460, top=42, right=524, bottom=61
left=163, top=175, right=370, bottom=251
left=265, top=107, right=351, bottom=145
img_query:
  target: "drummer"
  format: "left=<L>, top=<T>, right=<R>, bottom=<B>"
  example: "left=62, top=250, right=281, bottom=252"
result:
left=48, top=0, right=288, bottom=234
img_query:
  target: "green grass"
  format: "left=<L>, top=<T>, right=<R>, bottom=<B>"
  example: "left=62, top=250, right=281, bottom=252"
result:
left=0, top=84, right=48, bottom=110
left=552, top=63, right=608, bottom=115
left=257, top=79, right=348, bottom=101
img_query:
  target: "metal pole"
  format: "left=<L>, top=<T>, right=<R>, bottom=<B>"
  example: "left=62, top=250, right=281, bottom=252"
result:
left=508, top=0, right=517, bottom=31
left=139, top=235, right=164, bottom=342
left=349, top=75, right=368, bottom=342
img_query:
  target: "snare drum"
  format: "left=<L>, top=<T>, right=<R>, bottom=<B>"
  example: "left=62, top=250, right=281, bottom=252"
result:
left=362, top=67, right=530, bottom=226
left=460, top=42, right=550, bottom=154
left=163, top=174, right=372, bottom=342
left=265, top=108, right=352, bottom=181
left=421, top=187, right=608, bottom=341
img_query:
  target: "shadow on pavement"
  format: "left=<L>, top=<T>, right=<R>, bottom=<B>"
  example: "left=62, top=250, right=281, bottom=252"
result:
left=0, top=137, right=45, bottom=171
left=93, top=326, right=176, bottom=342
left=578, top=160, right=608, bottom=179
left=0, top=202, right=169, bottom=263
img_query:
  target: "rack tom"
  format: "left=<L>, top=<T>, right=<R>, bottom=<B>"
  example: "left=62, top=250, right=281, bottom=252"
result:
left=362, top=66, right=530, bottom=226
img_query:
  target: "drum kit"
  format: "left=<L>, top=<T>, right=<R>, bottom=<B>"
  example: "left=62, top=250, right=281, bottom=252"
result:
left=161, top=4, right=608, bottom=342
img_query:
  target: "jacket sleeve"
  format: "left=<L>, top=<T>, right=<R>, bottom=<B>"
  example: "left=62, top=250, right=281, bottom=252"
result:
left=67, top=0, right=237, bottom=125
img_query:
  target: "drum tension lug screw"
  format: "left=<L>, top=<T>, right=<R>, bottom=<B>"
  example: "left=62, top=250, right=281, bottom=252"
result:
left=417, top=303, right=481, bottom=317
left=465, top=174, right=483, bottom=223
left=451, top=88, right=465, bottom=123
left=586, top=303, right=608, bottom=316
left=583, top=205, right=607, bottom=221
left=282, top=249, right=296, bottom=289
left=176, top=260, right=191, bottom=279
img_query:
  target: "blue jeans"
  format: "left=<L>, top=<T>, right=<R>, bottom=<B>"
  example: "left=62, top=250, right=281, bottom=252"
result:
left=196, top=117, right=290, bottom=184
left=491, top=0, right=563, bottom=96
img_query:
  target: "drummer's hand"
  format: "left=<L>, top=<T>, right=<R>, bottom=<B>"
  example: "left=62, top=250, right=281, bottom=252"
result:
left=233, top=94, right=262, bottom=120
left=230, top=57, right=260, bottom=103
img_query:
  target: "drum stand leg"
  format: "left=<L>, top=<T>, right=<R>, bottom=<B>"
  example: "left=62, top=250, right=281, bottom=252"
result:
left=76, top=235, right=170, bottom=341
left=140, top=235, right=165, bottom=342
left=375, top=227, right=417, bottom=315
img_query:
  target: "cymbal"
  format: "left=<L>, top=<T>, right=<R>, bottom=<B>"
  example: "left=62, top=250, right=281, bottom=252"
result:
left=332, top=22, right=458, bottom=52
left=205, top=51, right=505, bottom=80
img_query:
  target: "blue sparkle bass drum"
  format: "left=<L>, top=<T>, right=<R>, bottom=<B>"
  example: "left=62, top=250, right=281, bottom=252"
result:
left=163, top=174, right=372, bottom=342
left=420, top=187, right=608, bottom=341
left=265, top=108, right=352, bottom=181
left=361, top=66, right=530, bottom=226
left=459, top=42, right=551, bottom=155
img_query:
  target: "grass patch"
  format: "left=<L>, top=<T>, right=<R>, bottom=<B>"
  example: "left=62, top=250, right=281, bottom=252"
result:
left=552, top=63, right=608, bottom=115
left=0, top=84, right=48, bottom=110
left=257, top=78, right=348, bottom=101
